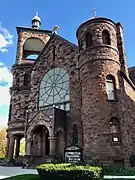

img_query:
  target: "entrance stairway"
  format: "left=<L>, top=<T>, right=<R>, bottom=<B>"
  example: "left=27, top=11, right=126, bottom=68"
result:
left=23, top=155, right=63, bottom=169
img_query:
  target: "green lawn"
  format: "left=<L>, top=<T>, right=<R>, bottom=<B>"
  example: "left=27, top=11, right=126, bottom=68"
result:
left=3, top=174, right=134, bottom=180
left=3, top=174, right=40, bottom=180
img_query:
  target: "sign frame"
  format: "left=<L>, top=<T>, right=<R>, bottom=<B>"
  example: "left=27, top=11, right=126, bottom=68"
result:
left=64, top=145, right=82, bottom=163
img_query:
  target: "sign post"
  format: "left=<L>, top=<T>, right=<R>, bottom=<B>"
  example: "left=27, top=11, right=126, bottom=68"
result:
left=64, top=146, right=82, bottom=163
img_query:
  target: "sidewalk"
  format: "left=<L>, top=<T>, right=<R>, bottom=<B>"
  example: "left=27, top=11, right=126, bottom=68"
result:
left=0, top=166, right=37, bottom=179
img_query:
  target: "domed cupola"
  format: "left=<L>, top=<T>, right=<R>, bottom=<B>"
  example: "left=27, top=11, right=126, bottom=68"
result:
left=32, top=10, right=41, bottom=29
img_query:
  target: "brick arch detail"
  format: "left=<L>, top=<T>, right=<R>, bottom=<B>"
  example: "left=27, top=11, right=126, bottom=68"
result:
left=27, top=119, right=53, bottom=139
left=16, top=32, right=50, bottom=64
left=21, top=32, right=50, bottom=46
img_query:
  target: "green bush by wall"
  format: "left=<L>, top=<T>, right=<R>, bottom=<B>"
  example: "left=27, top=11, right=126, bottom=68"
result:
left=103, top=165, right=135, bottom=176
left=37, top=163, right=103, bottom=180
left=130, top=153, right=135, bottom=167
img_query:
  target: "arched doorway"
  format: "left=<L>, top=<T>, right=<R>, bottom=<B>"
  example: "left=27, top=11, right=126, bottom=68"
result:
left=31, top=125, right=49, bottom=156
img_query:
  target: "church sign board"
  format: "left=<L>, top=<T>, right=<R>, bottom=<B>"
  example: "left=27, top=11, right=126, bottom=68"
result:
left=64, top=145, right=82, bottom=163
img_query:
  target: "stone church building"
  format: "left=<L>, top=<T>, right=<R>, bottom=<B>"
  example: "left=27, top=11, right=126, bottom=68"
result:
left=6, top=12, right=135, bottom=167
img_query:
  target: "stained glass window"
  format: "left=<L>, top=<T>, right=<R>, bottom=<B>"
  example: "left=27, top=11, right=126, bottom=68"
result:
left=39, top=68, right=70, bottom=110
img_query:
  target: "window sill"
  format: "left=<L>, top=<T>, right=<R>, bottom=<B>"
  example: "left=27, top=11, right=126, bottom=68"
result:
left=19, top=86, right=30, bottom=90
left=110, top=142, right=121, bottom=146
left=10, top=86, right=30, bottom=91
left=107, top=99, right=118, bottom=103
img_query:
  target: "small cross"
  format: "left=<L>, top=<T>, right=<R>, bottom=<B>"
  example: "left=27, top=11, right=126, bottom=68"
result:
left=93, top=8, right=97, bottom=17
left=36, top=9, right=38, bottom=16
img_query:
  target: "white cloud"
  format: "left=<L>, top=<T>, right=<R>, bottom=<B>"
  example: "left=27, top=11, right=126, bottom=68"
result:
left=0, top=62, right=4, bottom=67
left=1, top=48, right=8, bottom=53
left=0, top=65, right=12, bottom=86
left=0, top=22, right=13, bottom=53
left=0, top=62, right=13, bottom=127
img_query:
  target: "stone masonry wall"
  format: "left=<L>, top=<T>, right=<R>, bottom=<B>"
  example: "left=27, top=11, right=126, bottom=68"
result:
left=8, top=28, right=51, bottom=134
left=28, top=35, right=81, bottom=146
left=77, top=19, right=117, bottom=52
left=118, top=76, right=135, bottom=166
left=77, top=18, right=135, bottom=165
left=8, top=64, right=32, bottom=132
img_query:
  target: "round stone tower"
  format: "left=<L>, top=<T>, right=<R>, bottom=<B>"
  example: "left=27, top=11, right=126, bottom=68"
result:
left=77, top=17, right=123, bottom=165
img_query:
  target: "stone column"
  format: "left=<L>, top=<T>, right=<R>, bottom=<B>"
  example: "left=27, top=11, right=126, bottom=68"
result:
left=15, top=137, right=21, bottom=157
left=37, top=134, right=41, bottom=156
left=48, top=136, right=57, bottom=156
left=5, top=136, right=10, bottom=158
left=25, top=138, right=32, bottom=155
left=16, top=34, right=23, bottom=64
left=8, top=136, right=15, bottom=160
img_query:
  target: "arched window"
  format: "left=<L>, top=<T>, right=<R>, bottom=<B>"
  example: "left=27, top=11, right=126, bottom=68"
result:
left=110, top=118, right=120, bottom=142
left=23, top=38, right=44, bottom=60
left=16, top=76, right=20, bottom=86
left=73, top=124, right=78, bottom=145
left=23, top=73, right=29, bottom=86
left=102, top=30, right=111, bottom=45
left=106, top=75, right=116, bottom=101
left=8, top=104, right=12, bottom=122
left=39, top=68, right=70, bottom=111
left=86, top=32, right=92, bottom=48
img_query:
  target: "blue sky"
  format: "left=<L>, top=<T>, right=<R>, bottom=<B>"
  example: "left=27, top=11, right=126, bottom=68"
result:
left=0, top=0, right=135, bottom=127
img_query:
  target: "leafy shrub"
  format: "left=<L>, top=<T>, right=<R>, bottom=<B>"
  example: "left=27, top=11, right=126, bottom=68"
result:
left=105, top=179, right=133, bottom=180
left=130, top=153, right=135, bottom=167
left=37, top=163, right=104, bottom=180
left=103, top=165, right=135, bottom=176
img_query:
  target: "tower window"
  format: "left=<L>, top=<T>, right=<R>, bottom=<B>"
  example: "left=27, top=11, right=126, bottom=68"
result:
left=73, top=124, right=78, bottom=145
left=23, top=38, right=44, bottom=60
left=102, top=30, right=111, bottom=45
left=8, top=104, right=12, bottom=122
left=86, top=32, right=92, bottom=48
left=23, top=73, right=29, bottom=86
left=16, top=76, right=20, bottom=86
left=110, top=118, right=120, bottom=143
left=106, top=75, right=116, bottom=101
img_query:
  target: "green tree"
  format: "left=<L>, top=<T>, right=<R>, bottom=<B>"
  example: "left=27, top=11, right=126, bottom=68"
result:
left=0, top=128, right=7, bottom=158
left=20, top=138, right=25, bottom=156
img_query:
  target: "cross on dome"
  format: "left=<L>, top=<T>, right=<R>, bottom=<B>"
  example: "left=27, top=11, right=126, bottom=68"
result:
left=32, top=9, right=41, bottom=29
left=36, top=9, right=39, bottom=17
left=93, top=8, right=97, bottom=18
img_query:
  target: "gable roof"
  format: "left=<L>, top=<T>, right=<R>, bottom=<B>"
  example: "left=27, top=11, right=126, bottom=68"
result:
left=28, top=110, right=52, bottom=124
left=41, top=33, right=78, bottom=53
left=54, top=34, right=78, bottom=48
left=31, top=33, right=78, bottom=68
